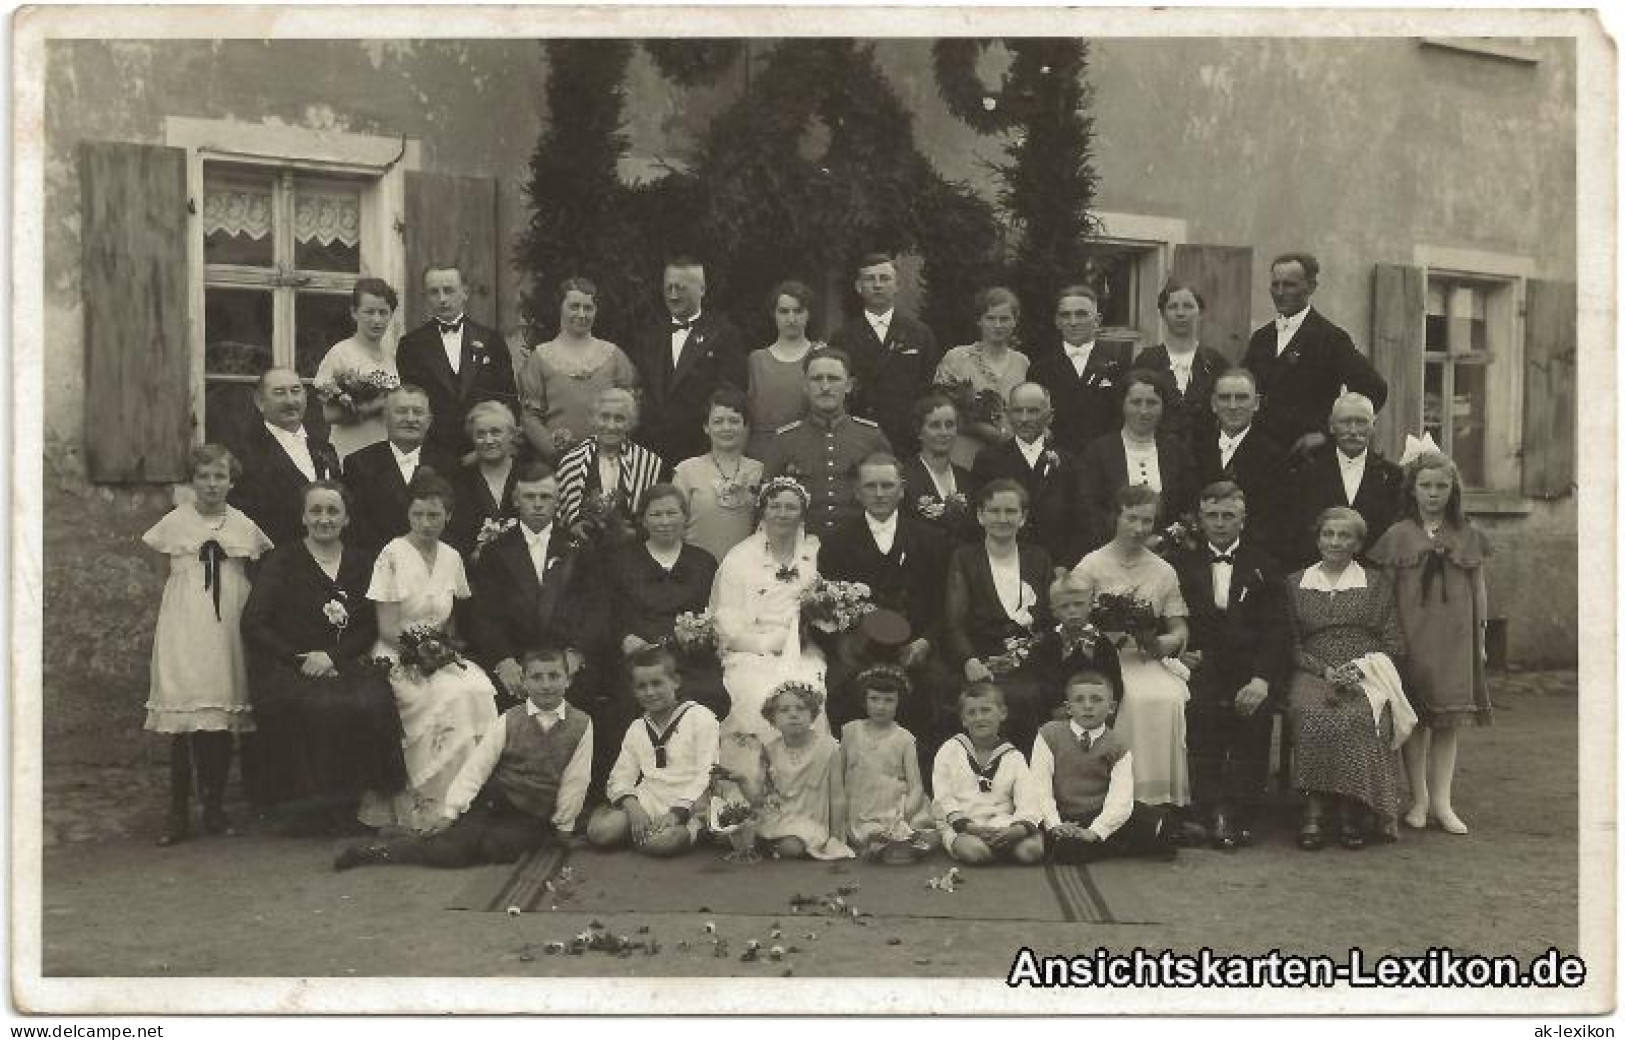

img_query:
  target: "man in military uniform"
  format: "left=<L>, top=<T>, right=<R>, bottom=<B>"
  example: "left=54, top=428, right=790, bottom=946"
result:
left=760, top=346, right=891, bottom=541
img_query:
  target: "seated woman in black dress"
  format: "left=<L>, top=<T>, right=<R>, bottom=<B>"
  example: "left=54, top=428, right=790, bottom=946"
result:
left=943, top=477, right=1054, bottom=755
left=608, top=483, right=725, bottom=718
left=241, top=480, right=405, bottom=835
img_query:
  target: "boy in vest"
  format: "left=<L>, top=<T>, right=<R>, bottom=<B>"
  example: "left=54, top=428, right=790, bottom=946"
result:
left=334, top=643, right=592, bottom=870
left=586, top=645, right=720, bottom=857
left=1029, top=649, right=1178, bottom=864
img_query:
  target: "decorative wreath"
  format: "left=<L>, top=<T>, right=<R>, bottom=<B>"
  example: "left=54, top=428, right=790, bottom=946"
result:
left=931, top=39, right=1018, bottom=134
left=643, top=40, right=746, bottom=88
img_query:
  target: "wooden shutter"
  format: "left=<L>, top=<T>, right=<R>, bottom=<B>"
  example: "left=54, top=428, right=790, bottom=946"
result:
left=1169, top=244, right=1252, bottom=362
left=80, top=141, right=192, bottom=484
left=404, top=172, right=499, bottom=327
left=1521, top=278, right=1577, bottom=498
left=1369, top=263, right=1426, bottom=460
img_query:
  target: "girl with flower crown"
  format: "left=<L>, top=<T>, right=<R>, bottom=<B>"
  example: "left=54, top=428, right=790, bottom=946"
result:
left=242, top=481, right=406, bottom=836
left=709, top=476, right=829, bottom=774
left=1368, top=448, right=1493, bottom=836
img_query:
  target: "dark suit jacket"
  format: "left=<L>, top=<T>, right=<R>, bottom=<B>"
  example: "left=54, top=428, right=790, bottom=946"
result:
left=969, top=437, right=1086, bottom=569
left=943, top=542, right=1053, bottom=668
left=467, top=523, right=607, bottom=668
left=900, top=454, right=976, bottom=544
left=1027, top=340, right=1134, bottom=455
left=341, top=441, right=458, bottom=561
left=1288, top=448, right=1405, bottom=569
left=1193, top=426, right=1291, bottom=557
left=830, top=313, right=940, bottom=455
left=818, top=512, right=949, bottom=644
left=1242, top=308, right=1387, bottom=450
left=227, top=422, right=342, bottom=546
left=1129, top=343, right=1230, bottom=451
left=1170, top=539, right=1291, bottom=705
left=632, top=311, right=748, bottom=465
left=394, top=318, right=518, bottom=460
left=1075, top=432, right=1199, bottom=554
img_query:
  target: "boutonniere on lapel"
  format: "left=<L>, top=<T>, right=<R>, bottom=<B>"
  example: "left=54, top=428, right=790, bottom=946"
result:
left=1085, top=366, right=1116, bottom=389
left=1041, top=448, right=1061, bottom=475
left=469, top=340, right=491, bottom=366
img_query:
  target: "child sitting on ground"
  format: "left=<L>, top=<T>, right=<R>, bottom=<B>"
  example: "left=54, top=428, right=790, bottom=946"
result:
left=738, top=682, right=854, bottom=860
left=841, top=665, right=935, bottom=859
left=1029, top=644, right=1177, bottom=864
left=931, top=682, right=1045, bottom=865
left=335, top=642, right=593, bottom=870
left=587, top=645, right=719, bottom=857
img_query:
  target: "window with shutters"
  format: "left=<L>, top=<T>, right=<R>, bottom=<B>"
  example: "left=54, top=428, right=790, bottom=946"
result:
left=1423, top=274, right=1520, bottom=491
left=163, top=117, right=413, bottom=448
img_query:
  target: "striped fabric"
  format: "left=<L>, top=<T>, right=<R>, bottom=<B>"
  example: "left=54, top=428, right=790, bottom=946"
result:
left=554, top=439, right=669, bottom=531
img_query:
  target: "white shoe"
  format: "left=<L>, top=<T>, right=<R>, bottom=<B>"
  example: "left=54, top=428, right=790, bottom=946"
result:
left=1432, top=809, right=1469, bottom=835
left=1402, top=806, right=1429, bottom=830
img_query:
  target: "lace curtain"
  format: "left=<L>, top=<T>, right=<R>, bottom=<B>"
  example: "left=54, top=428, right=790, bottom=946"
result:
left=203, top=185, right=361, bottom=248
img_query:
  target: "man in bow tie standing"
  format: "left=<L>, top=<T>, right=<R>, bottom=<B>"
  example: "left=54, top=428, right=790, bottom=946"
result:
left=1028, top=285, right=1133, bottom=456
left=831, top=252, right=941, bottom=455
left=395, top=262, right=517, bottom=463
left=632, top=256, right=748, bottom=467
left=1241, top=253, right=1387, bottom=462
left=1170, top=481, right=1290, bottom=850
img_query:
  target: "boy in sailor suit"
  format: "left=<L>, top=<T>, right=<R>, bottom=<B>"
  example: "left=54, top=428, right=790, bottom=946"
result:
left=931, top=682, right=1045, bottom=865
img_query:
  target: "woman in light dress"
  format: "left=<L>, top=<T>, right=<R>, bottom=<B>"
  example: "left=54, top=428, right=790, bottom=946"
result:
left=358, top=472, right=499, bottom=833
left=932, top=286, right=1028, bottom=469
left=517, top=276, right=639, bottom=462
left=745, top=280, right=821, bottom=460
left=709, top=476, right=828, bottom=775
left=672, top=387, right=764, bottom=562
left=315, top=277, right=400, bottom=460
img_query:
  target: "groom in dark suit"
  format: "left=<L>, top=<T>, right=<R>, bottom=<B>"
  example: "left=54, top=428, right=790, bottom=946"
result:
left=341, top=383, right=457, bottom=561
left=394, top=262, right=517, bottom=462
left=467, top=461, right=615, bottom=788
left=968, top=382, right=1085, bottom=570
left=631, top=256, right=748, bottom=466
left=831, top=252, right=941, bottom=455
left=229, top=367, right=341, bottom=546
left=818, top=453, right=951, bottom=747
left=1193, top=368, right=1291, bottom=561
left=1242, top=253, right=1387, bottom=460
left=1028, top=285, right=1133, bottom=455
left=1170, top=482, right=1290, bottom=850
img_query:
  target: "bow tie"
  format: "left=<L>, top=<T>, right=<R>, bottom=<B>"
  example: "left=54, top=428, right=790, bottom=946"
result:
left=1275, top=316, right=1293, bottom=332
left=671, top=316, right=697, bottom=332
left=1209, top=550, right=1235, bottom=565
left=436, top=318, right=464, bottom=335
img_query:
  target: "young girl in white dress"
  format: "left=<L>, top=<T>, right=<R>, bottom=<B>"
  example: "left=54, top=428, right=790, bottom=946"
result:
left=743, top=682, right=853, bottom=860
left=358, top=472, right=499, bottom=833
left=840, top=665, right=934, bottom=857
left=143, top=445, right=272, bottom=846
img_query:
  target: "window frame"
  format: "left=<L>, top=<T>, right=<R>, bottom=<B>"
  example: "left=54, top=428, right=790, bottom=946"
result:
left=164, top=116, right=418, bottom=443
left=1086, top=211, right=1188, bottom=352
left=1412, top=245, right=1534, bottom=508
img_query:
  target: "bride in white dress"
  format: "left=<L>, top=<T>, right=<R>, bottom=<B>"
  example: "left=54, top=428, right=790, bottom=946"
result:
left=710, top=477, right=828, bottom=773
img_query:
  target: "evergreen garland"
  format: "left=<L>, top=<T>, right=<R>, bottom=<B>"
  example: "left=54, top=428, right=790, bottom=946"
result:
left=642, top=39, right=744, bottom=87
left=930, top=39, right=1016, bottom=134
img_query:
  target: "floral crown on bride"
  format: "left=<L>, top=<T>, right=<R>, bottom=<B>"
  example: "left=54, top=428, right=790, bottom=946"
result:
left=757, top=475, right=810, bottom=509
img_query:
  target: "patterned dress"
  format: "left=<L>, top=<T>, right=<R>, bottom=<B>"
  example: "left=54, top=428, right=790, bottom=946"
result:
left=1286, top=566, right=1406, bottom=820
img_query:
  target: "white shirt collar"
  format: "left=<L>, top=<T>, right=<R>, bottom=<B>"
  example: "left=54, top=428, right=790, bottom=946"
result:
left=265, top=421, right=306, bottom=443
left=1300, top=561, right=1368, bottom=592
left=522, top=522, right=554, bottom=547
left=866, top=308, right=894, bottom=329
left=1068, top=720, right=1108, bottom=743
left=390, top=441, right=422, bottom=463
left=1218, top=426, right=1251, bottom=449
left=525, top=700, right=569, bottom=723
left=1338, top=449, right=1368, bottom=469
left=1015, top=435, right=1047, bottom=468
left=1063, top=339, right=1095, bottom=357
left=1276, top=307, right=1309, bottom=332
left=1208, top=541, right=1238, bottom=558
left=865, top=510, right=899, bottom=537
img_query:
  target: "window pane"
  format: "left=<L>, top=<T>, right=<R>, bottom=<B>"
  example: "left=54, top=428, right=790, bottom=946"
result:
left=1080, top=247, right=1140, bottom=329
left=1422, top=361, right=1446, bottom=445
left=293, top=179, right=362, bottom=273
left=296, top=291, right=356, bottom=379
left=203, top=173, right=275, bottom=268
left=1452, top=363, right=1488, bottom=488
left=205, top=287, right=274, bottom=377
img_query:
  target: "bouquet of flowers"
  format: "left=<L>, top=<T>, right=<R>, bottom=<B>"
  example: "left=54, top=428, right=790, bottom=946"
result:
left=1090, top=591, right=1162, bottom=657
left=1053, top=620, right=1103, bottom=660
left=932, top=378, right=1005, bottom=429
left=396, top=623, right=466, bottom=678
left=1327, top=660, right=1366, bottom=699
left=708, top=765, right=762, bottom=864
left=315, top=368, right=399, bottom=424
left=984, top=631, right=1039, bottom=676
left=1145, top=513, right=1200, bottom=558
left=671, top=610, right=718, bottom=655
left=570, top=489, right=636, bottom=550
left=914, top=491, right=969, bottom=526
left=799, top=578, right=876, bottom=633
left=472, top=516, right=516, bottom=561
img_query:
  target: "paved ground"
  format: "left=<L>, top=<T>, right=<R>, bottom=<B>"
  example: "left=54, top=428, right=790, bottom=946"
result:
left=29, top=672, right=1591, bottom=1009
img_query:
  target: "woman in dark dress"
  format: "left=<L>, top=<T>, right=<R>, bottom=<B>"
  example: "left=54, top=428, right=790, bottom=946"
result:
left=901, top=390, right=975, bottom=544
left=444, top=400, right=524, bottom=556
left=1129, top=281, right=1231, bottom=452
left=1076, top=368, right=1199, bottom=553
left=609, top=483, right=725, bottom=717
left=943, top=478, right=1054, bottom=754
left=241, top=480, right=405, bottom=835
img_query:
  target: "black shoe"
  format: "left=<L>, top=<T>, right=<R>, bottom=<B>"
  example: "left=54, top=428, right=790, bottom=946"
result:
left=156, top=811, right=190, bottom=847
left=1208, top=813, right=1239, bottom=852
left=1297, top=819, right=1325, bottom=851
left=334, top=843, right=389, bottom=872
left=201, top=806, right=237, bottom=838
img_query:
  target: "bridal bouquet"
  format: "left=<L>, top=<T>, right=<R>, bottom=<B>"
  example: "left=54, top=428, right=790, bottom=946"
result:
left=1090, top=591, right=1162, bottom=657
left=316, top=368, right=399, bottom=424
left=671, top=609, right=719, bottom=655
left=799, top=579, right=876, bottom=633
left=397, top=623, right=466, bottom=678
